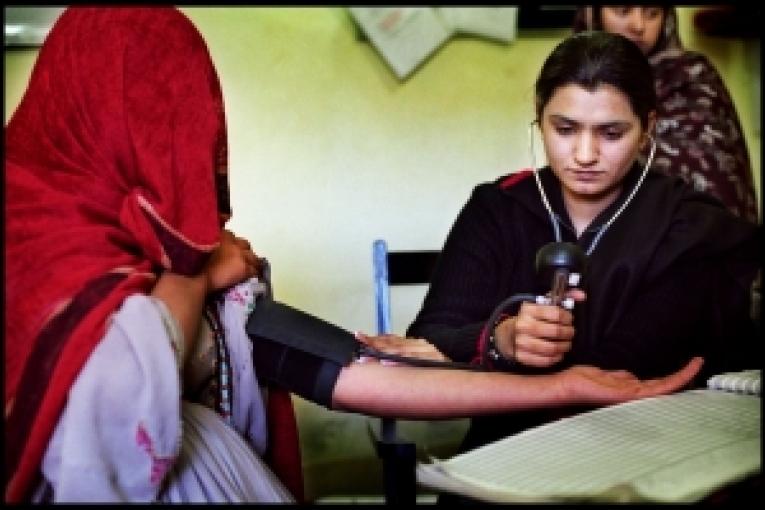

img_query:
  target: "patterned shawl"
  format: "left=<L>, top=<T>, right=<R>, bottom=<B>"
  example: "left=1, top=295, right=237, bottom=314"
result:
left=4, top=7, right=229, bottom=500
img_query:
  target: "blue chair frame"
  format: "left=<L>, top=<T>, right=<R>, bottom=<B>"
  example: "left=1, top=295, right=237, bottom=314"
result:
left=372, top=239, right=440, bottom=504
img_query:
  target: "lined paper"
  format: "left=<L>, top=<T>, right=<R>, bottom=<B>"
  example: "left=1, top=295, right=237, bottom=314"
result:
left=417, top=390, right=760, bottom=503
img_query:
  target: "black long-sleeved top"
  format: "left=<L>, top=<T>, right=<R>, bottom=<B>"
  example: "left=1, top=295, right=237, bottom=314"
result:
left=408, top=164, right=760, bottom=450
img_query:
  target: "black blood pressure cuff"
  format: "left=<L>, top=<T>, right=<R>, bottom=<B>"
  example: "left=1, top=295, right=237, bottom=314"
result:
left=246, top=298, right=359, bottom=408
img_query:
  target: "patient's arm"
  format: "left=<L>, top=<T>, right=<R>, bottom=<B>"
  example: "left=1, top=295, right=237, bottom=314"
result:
left=330, top=356, right=703, bottom=419
left=151, top=230, right=259, bottom=367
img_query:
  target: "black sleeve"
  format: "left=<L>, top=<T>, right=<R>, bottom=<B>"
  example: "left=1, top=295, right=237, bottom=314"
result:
left=407, top=184, right=520, bottom=362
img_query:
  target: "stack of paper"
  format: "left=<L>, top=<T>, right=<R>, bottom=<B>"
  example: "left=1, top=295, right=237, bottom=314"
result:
left=707, top=369, right=761, bottom=395
left=436, top=7, right=517, bottom=43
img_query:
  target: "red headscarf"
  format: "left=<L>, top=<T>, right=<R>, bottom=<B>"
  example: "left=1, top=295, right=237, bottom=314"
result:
left=4, top=7, right=230, bottom=500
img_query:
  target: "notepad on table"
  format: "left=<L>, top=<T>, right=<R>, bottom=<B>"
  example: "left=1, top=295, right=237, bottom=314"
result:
left=707, top=369, right=760, bottom=395
left=416, top=370, right=761, bottom=503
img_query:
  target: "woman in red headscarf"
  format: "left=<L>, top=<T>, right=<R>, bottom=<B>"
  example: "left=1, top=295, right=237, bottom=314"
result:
left=4, top=7, right=295, bottom=502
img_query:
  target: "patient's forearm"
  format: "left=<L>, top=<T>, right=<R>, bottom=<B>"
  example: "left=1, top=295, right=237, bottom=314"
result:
left=151, top=271, right=208, bottom=366
left=331, top=362, right=562, bottom=419
left=330, top=357, right=702, bottom=419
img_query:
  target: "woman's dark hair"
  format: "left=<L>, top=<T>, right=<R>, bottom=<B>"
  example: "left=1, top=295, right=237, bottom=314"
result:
left=535, top=31, right=657, bottom=127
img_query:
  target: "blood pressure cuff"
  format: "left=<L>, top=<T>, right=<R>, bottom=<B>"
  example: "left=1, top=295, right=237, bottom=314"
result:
left=246, top=298, right=359, bottom=408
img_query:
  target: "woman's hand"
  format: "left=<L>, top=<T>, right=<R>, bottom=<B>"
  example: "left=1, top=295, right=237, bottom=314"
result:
left=205, top=229, right=261, bottom=292
left=494, top=289, right=585, bottom=367
left=355, top=332, right=450, bottom=363
left=152, top=229, right=258, bottom=367
left=555, top=357, right=704, bottom=405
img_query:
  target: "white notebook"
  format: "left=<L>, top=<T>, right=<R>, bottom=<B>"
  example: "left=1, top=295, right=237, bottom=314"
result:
left=416, top=370, right=761, bottom=503
left=707, top=369, right=760, bottom=395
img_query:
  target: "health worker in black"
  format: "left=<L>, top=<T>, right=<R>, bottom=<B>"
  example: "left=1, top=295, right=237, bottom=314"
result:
left=407, top=31, right=761, bottom=453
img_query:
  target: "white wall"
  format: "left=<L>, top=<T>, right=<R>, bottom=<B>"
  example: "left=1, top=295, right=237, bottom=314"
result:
left=179, top=8, right=557, bottom=336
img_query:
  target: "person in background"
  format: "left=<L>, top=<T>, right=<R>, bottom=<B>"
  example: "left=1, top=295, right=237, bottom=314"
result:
left=407, top=30, right=759, bottom=469
left=4, top=8, right=705, bottom=503
left=573, top=6, right=759, bottom=223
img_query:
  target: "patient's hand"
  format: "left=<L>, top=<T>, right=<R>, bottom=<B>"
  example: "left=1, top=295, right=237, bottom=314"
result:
left=355, top=332, right=450, bottom=363
left=205, top=230, right=261, bottom=292
left=556, top=357, right=704, bottom=405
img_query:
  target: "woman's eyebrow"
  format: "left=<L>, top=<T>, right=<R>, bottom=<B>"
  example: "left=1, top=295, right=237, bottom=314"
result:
left=548, top=114, right=633, bottom=129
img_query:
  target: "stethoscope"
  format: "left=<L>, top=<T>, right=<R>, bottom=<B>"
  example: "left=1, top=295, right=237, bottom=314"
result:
left=478, top=122, right=658, bottom=367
